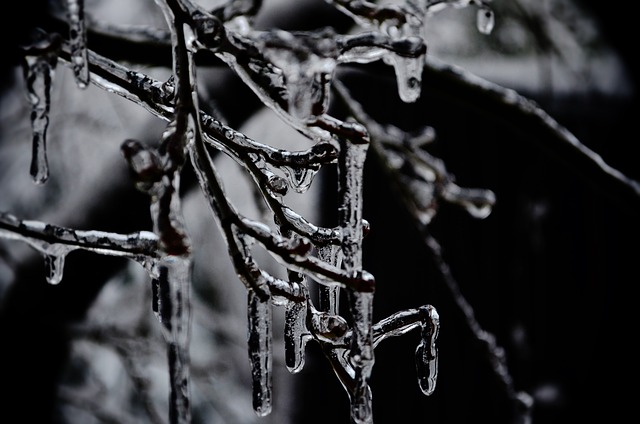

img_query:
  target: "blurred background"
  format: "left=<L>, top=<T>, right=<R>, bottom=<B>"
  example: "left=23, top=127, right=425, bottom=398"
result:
left=0, top=1, right=638, bottom=423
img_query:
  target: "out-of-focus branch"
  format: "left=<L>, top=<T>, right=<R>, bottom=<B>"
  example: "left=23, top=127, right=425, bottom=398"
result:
left=418, top=59, right=640, bottom=213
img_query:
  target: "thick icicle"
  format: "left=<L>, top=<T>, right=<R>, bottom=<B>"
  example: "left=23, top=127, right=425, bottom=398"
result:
left=22, top=33, right=60, bottom=185
left=152, top=255, right=193, bottom=424
left=335, top=132, right=375, bottom=423
left=247, top=289, right=273, bottom=416
left=64, top=0, right=90, bottom=88
left=284, top=299, right=310, bottom=373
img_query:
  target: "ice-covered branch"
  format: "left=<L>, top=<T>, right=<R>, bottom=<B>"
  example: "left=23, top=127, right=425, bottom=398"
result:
left=7, top=1, right=599, bottom=423
left=331, top=77, right=530, bottom=418
left=0, top=212, right=159, bottom=285
left=333, top=79, right=496, bottom=225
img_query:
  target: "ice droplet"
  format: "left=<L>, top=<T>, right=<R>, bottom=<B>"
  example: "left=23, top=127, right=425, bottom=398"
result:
left=384, top=54, right=424, bottom=103
left=476, top=6, right=495, bottom=35
left=280, top=164, right=320, bottom=193
left=43, top=253, right=66, bottom=285
left=442, top=185, right=496, bottom=219
left=64, top=0, right=90, bottom=88
left=284, top=300, right=310, bottom=373
left=416, top=306, right=440, bottom=396
left=23, top=53, right=57, bottom=184
left=248, top=290, right=273, bottom=416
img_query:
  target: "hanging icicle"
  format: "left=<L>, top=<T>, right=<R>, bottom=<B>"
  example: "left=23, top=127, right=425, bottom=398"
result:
left=64, top=0, right=90, bottom=88
left=247, top=288, right=273, bottom=416
left=21, top=30, right=62, bottom=185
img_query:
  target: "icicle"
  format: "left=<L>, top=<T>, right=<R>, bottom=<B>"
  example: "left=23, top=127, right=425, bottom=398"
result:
left=152, top=255, right=193, bottom=424
left=279, top=164, right=321, bottom=193
left=20, top=232, right=76, bottom=285
left=284, top=299, right=310, bottom=373
left=335, top=131, right=375, bottom=423
left=64, top=0, right=90, bottom=88
left=348, top=291, right=375, bottom=424
left=416, top=305, right=440, bottom=396
left=476, top=6, right=495, bottom=35
left=317, top=244, right=341, bottom=314
left=43, top=253, right=66, bottom=285
left=247, top=289, right=273, bottom=416
left=22, top=34, right=59, bottom=185
left=384, top=53, right=424, bottom=103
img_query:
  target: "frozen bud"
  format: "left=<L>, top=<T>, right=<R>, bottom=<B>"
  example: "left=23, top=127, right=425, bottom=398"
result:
left=267, top=174, right=288, bottom=195
left=311, top=311, right=348, bottom=341
left=191, top=11, right=224, bottom=50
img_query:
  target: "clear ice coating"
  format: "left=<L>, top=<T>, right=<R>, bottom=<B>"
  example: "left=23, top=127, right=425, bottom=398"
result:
left=64, top=0, right=90, bottom=88
left=151, top=255, right=193, bottom=424
left=258, top=29, right=338, bottom=122
left=247, top=289, right=273, bottom=416
left=23, top=50, right=57, bottom=184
